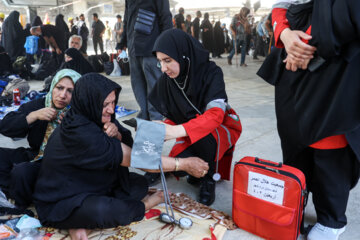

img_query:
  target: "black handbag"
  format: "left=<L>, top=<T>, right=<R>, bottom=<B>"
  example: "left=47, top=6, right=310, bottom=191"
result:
left=134, top=9, right=156, bottom=35
left=118, top=57, right=130, bottom=76
left=104, top=62, right=114, bottom=75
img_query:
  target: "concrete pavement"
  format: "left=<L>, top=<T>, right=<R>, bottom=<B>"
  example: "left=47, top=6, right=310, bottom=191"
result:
left=0, top=55, right=359, bottom=240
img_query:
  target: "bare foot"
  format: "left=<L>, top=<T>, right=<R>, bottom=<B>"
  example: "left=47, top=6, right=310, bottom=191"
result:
left=69, top=229, right=91, bottom=240
left=142, top=190, right=164, bottom=211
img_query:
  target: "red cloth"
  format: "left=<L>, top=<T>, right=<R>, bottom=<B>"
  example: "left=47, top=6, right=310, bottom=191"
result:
left=182, top=108, right=225, bottom=144
left=310, top=135, right=348, bottom=149
left=272, top=8, right=290, bottom=48
left=166, top=107, right=242, bottom=180
left=272, top=7, right=348, bottom=150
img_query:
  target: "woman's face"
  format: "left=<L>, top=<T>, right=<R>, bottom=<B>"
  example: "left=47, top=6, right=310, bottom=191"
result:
left=156, top=52, right=180, bottom=79
left=52, top=77, right=74, bottom=109
left=102, top=90, right=116, bottom=124
left=64, top=54, right=72, bottom=62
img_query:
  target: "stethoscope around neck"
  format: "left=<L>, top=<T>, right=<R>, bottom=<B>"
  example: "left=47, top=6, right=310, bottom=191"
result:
left=159, top=56, right=221, bottom=228
left=173, top=55, right=222, bottom=182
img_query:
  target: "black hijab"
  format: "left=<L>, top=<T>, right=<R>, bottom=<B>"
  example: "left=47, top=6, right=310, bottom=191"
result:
left=149, top=29, right=227, bottom=124
left=31, top=16, right=43, bottom=27
left=55, top=14, right=69, bottom=34
left=61, top=73, right=121, bottom=132
left=0, top=11, right=26, bottom=62
left=62, top=48, right=94, bottom=74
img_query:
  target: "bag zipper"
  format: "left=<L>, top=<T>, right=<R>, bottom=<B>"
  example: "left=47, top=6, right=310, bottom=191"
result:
left=236, top=161, right=307, bottom=238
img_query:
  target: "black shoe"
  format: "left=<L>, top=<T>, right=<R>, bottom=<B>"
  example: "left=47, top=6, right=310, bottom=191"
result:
left=186, top=175, right=201, bottom=185
left=253, top=56, right=259, bottom=60
left=144, top=172, right=161, bottom=186
left=198, top=178, right=216, bottom=206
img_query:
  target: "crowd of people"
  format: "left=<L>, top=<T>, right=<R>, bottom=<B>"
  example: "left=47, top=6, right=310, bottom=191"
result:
left=172, top=7, right=273, bottom=66
left=0, top=1, right=359, bottom=240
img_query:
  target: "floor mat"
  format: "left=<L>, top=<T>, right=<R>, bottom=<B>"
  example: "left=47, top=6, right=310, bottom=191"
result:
left=1, top=192, right=235, bottom=240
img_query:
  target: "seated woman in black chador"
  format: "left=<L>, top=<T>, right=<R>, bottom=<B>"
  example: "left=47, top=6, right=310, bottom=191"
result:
left=146, top=29, right=242, bottom=206
left=0, top=69, right=81, bottom=206
left=33, top=73, right=208, bottom=239
left=61, top=48, right=94, bottom=75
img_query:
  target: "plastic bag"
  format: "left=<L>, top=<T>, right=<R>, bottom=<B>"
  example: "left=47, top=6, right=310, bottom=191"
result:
left=110, top=59, right=121, bottom=77
left=0, top=224, right=17, bottom=240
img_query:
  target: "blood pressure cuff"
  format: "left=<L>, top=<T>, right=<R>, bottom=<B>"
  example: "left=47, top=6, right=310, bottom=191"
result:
left=134, top=9, right=156, bottom=35
left=131, top=118, right=165, bottom=169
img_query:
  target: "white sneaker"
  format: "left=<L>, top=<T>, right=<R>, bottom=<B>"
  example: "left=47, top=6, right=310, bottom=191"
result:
left=307, top=223, right=346, bottom=240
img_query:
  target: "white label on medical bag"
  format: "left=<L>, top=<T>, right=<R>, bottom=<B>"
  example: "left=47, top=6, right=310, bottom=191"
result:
left=247, top=171, right=285, bottom=205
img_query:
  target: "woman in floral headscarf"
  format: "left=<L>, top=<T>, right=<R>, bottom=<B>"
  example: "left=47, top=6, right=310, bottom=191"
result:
left=0, top=69, right=81, bottom=208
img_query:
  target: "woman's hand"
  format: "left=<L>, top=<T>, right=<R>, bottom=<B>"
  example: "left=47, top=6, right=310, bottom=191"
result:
left=181, top=157, right=209, bottom=178
left=280, top=28, right=316, bottom=60
left=103, top=122, right=122, bottom=140
left=57, top=112, right=65, bottom=124
left=26, top=107, right=57, bottom=124
left=283, top=55, right=311, bottom=72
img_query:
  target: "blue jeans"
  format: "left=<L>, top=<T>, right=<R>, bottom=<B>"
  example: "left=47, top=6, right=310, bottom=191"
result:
left=228, top=39, right=246, bottom=64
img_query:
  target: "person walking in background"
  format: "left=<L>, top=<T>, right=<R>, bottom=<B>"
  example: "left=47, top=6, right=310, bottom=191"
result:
left=104, top=21, right=113, bottom=52
left=253, top=16, right=269, bottom=59
left=68, top=17, right=77, bottom=36
left=174, top=7, right=186, bottom=32
left=191, top=10, right=201, bottom=40
left=114, top=15, right=123, bottom=50
left=200, top=12, right=213, bottom=56
left=91, top=13, right=105, bottom=55
left=77, top=14, right=89, bottom=55
left=212, top=21, right=225, bottom=58
left=221, top=23, right=231, bottom=53
left=118, top=0, right=172, bottom=121
left=185, top=14, right=192, bottom=35
left=227, top=7, right=250, bottom=66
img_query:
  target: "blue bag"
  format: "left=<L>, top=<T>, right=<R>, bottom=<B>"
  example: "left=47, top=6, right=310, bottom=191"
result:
left=134, top=9, right=156, bottom=35
left=24, top=36, right=39, bottom=55
left=0, top=80, right=8, bottom=88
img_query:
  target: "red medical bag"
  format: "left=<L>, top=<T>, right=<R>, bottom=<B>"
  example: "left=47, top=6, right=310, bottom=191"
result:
left=233, top=157, right=307, bottom=240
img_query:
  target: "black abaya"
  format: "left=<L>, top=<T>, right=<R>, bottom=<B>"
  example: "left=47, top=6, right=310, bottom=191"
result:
left=257, top=0, right=360, bottom=162
left=55, top=14, right=70, bottom=48
left=212, top=22, right=225, bottom=57
left=33, top=73, right=146, bottom=228
left=61, top=48, right=94, bottom=74
left=192, top=17, right=200, bottom=40
left=0, top=11, right=26, bottom=62
left=200, top=19, right=213, bottom=53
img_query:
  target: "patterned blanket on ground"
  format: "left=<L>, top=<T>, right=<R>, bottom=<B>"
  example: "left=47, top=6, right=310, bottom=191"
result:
left=0, top=193, right=236, bottom=240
